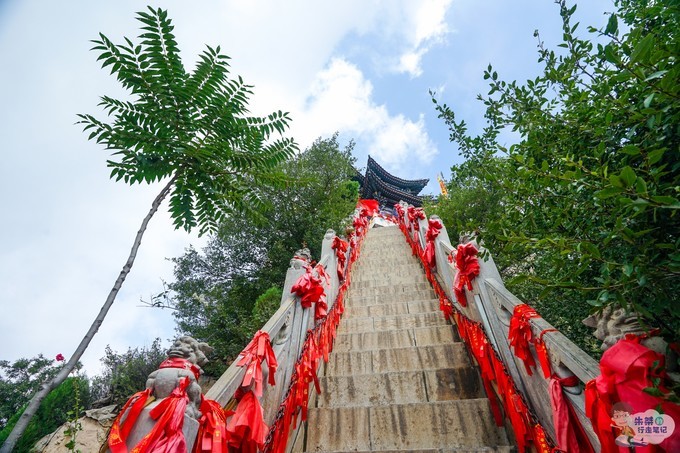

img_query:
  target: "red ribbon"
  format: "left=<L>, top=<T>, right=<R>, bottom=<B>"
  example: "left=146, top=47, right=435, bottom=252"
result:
left=452, top=243, right=480, bottom=307
left=535, top=329, right=557, bottom=379
left=549, top=374, right=595, bottom=453
left=226, top=390, right=268, bottom=453
left=108, top=388, right=153, bottom=453
left=236, top=330, right=278, bottom=397
left=331, top=236, right=349, bottom=281
left=158, top=357, right=202, bottom=381
left=132, top=377, right=192, bottom=453
left=291, top=266, right=325, bottom=309
left=194, top=398, right=228, bottom=453
left=423, top=218, right=442, bottom=268
left=585, top=337, right=680, bottom=453
left=508, top=304, right=540, bottom=376
left=356, top=198, right=379, bottom=216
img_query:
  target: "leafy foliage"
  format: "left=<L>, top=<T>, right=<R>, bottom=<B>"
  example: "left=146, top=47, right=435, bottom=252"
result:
left=90, top=339, right=166, bottom=407
left=0, top=355, right=58, bottom=431
left=430, top=0, right=679, bottom=349
left=160, top=135, right=358, bottom=374
left=78, top=6, right=298, bottom=234
left=0, top=366, right=89, bottom=453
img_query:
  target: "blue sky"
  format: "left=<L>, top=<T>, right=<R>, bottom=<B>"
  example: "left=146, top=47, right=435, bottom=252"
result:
left=0, top=0, right=614, bottom=375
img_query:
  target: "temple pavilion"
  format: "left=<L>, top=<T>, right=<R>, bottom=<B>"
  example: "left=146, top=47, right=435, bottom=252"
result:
left=354, top=156, right=429, bottom=209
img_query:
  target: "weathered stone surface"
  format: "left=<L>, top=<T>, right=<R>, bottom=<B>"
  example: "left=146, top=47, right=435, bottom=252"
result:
left=318, top=371, right=428, bottom=407
left=423, top=367, right=485, bottom=401
left=369, top=400, right=510, bottom=450
left=372, top=344, right=470, bottom=373
left=414, top=325, right=459, bottom=346
left=306, top=407, right=371, bottom=452
left=334, top=329, right=417, bottom=352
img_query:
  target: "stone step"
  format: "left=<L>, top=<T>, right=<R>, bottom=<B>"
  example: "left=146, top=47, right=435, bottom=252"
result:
left=317, top=367, right=486, bottom=407
left=338, top=312, right=448, bottom=334
left=353, top=257, right=422, bottom=267
left=347, top=289, right=435, bottom=305
left=325, top=343, right=470, bottom=376
left=349, top=274, right=429, bottom=288
left=306, top=400, right=511, bottom=452
left=334, top=325, right=459, bottom=352
left=344, top=299, right=438, bottom=317
left=348, top=281, right=432, bottom=297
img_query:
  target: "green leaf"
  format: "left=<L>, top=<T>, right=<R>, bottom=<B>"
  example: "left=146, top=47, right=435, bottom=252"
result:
left=620, top=145, right=640, bottom=156
left=609, top=174, right=624, bottom=188
left=643, top=93, right=654, bottom=108
left=605, top=14, right=618, bottom=34
left=619, top=166, right=636, bottom=187
left=651, top=196, right=678, bottom=205
left=595, top=187, right=624, bottom=199
left=647, top=149, right=665, bottom=165
left=630, top=34, right=654, bottom=64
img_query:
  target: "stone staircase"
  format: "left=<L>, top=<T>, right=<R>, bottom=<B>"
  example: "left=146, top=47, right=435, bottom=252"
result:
left=305, top=225, right=515, bottom=452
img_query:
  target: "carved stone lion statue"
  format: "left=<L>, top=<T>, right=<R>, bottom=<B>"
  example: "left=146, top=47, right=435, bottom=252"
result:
left=145, top=336, right=214, bottom=419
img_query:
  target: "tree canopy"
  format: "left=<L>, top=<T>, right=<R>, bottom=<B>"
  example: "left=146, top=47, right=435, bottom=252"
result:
left=429, top=0, right=679, bottom=352
left=158, top=135, right=358, bottom=374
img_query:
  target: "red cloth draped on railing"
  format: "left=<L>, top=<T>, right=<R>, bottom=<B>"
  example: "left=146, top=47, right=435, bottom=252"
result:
left=508, top=304, right=540, bottom=376
left=535, top=329, right=557, bottom=379
left=357, top=198, right=379, bottom=216
left=236, top=330, right=278, bottom=397
left=332, top=236, right=349, bottom=281
left=423, top=218, right=442, bottom=268
left=290, top=266, right=322, bottom=310
left=452, top=243, right=480, bottom=307
left=585, top=336, right=680, bottom=453
left=226, top=390, right=268, bottom=453
left=550, top=374, right=595, bottom=453
left=407, top=206, right=426, bottom=256
left=194, top=398, right=228, bottom=453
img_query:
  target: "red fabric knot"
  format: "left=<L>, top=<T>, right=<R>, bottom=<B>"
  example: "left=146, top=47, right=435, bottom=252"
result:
left=423, top=218, right=443, bottom=268
left=508, top=304, right=540, bottom=375
left=331, top=236, right=349, bottom=281
left=453, top=243, right=480, bottom=307
left=226, top=390, right=268, bottom=453
left=194, top=398, right=228, bottom=453
left=159, top=357, right=202, bottom=381
left=535, top=328, right=558, bottom=379
left=549, top=374, right=595, bottom=453
left=236, top=330, right=278, bottom=397
left=291, top=266, right=326, bottom=312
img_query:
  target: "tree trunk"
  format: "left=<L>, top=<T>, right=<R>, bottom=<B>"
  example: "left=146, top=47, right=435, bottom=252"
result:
left=0, top=176, right=176, bottom=453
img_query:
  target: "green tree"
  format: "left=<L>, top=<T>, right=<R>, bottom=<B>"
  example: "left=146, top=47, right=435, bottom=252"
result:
left=0, top=356, right=89, bottom=453
left=158, top=135, right=358, bottom=374
left=1, top=8, right=297, bottom=451
left=431, top=0, right=679, bottom=351
left=89, top=339, right=166, bottom=407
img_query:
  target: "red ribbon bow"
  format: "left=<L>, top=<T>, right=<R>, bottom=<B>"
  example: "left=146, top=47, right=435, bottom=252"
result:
left=549, top=374, right=595, bottom=453
left=236, top=330, right=278, bottom=397
left=453, top=243, right=480, bottom=307
left=291, top=266, right=325, bottom=310
left=194, top=398, right=228, bottom=453
left=226, top=390, right=268, bottom=453
left=423, top=218, right=443, bottom=268
left=508, top=304, right=540, bottom=375
left=331, top=236, right=349, bottom=281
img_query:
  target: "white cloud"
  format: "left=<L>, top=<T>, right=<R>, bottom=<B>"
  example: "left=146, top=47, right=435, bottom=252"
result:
left=294, top=58, right=437, bottom=170
left=394, top=0, right=454, bottom=77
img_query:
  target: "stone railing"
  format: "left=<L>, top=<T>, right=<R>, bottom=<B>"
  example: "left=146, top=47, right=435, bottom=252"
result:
left=205, top=226, right=352, bottom=451
left=395, top=201, right=601, bottom=450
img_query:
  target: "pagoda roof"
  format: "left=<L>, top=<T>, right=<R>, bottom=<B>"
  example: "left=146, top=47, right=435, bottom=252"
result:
left=367, top=156, right=429, bottom=193
left=362, top=168, right=425, bottom=207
